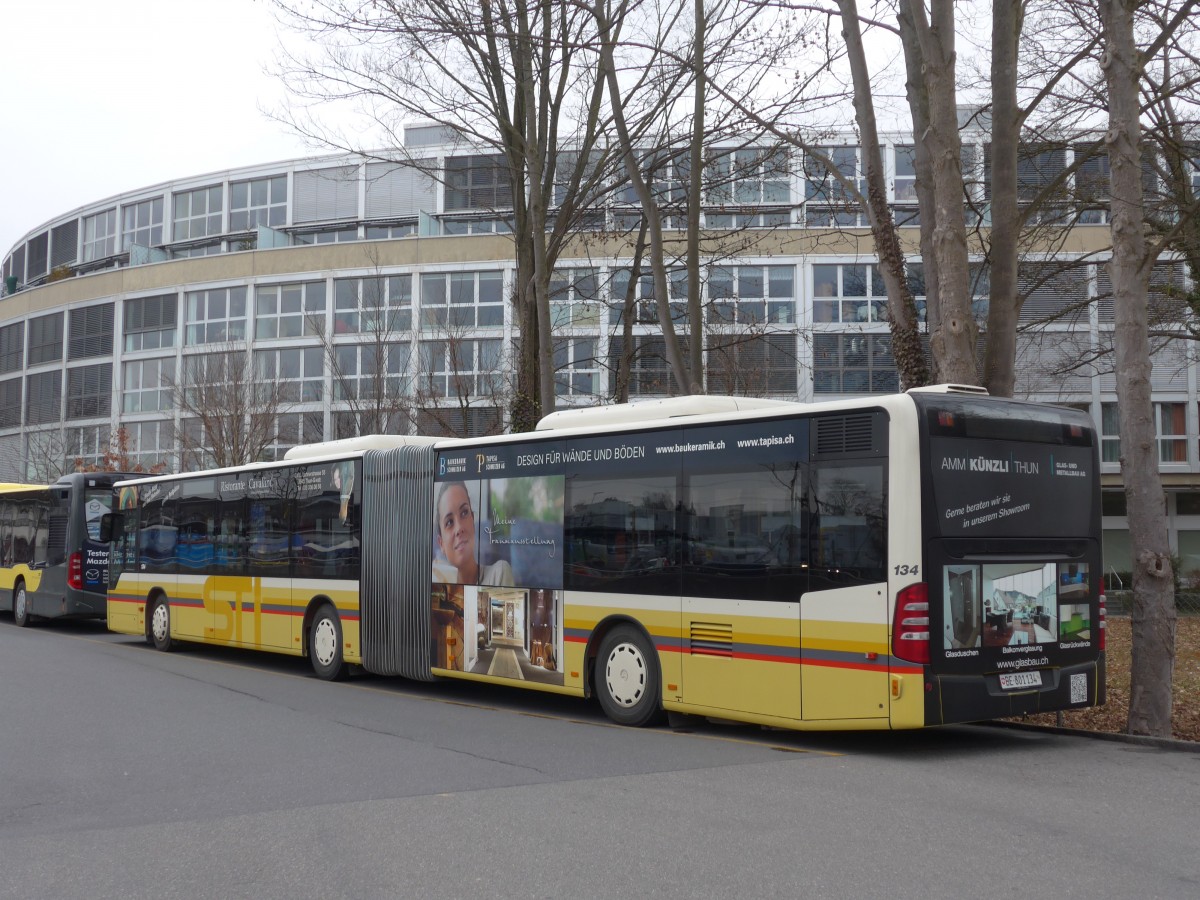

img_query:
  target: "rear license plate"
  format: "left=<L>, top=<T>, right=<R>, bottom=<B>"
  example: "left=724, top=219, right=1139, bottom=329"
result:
left=999, top=671, right=1043, bottom=690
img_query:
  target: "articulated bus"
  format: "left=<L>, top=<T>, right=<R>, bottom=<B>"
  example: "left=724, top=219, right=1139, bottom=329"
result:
left=105, top=386, right=1105, bottom=730
left=1, top=473, right=129, bottom=627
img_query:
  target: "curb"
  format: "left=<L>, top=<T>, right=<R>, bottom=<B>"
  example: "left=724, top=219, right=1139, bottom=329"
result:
left=989, top=719, right=1200, bottom=753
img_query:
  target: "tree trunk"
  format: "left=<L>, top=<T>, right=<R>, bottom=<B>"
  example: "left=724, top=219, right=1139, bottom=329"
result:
left=1099, top=0, right=1176, bottom=738
left=897, top=0, right=978, bottom=385
left=981, top=0, right=1024, bottom=398
left=596, top=0, right=695, bottom=394
left=838, top=0, right=928, bottom=390
left=686, top=0, right=707, bottom=392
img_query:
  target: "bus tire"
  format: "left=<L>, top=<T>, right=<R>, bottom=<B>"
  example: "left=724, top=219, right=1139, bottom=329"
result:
left=148, top=596, right=174, bottom=652
left=309, top=604, right=347, bottom=681
left=12, top=582, right=31, bottom=627
left=595, top=624, right=664, bottom=727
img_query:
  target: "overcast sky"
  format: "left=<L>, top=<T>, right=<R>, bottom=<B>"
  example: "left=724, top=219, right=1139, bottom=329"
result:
left=0, top=1, right=324, bottom=255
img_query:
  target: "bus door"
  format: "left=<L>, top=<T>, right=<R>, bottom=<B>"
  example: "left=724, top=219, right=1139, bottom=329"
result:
left=679, top=425, right=806, bottom=722
left=246, top=472, right=295, bottom=651
left=800, top=459, right=889, bottom=722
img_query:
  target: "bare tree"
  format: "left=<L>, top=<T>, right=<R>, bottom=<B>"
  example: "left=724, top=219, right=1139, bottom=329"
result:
left=272, top=0, right=618, bottom=429
left=24, top=429, right=74, bottom=483
left=895, top=0, right=977, bottom=385
left=1099, top=0, right=1196, bottom=737
left=836, top=0, right=928, bottom=389
left=168, top=344, right=295, bottom=470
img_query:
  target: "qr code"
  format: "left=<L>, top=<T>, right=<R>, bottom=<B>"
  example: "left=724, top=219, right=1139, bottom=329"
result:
left=1070, top=673, right=1087, bottom=704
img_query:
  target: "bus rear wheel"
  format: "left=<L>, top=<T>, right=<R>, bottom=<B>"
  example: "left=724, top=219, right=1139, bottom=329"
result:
left=148, top=596, right=174, bottom=652
left=595, top=625, right=664, bottom=727
left=12, top=582, right=31, bottom=628
left=309, top=604, right=347, bottom=681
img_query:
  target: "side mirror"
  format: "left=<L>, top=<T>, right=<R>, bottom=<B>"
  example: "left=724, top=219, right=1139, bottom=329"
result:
left=99, top=512, right=123, bottom=543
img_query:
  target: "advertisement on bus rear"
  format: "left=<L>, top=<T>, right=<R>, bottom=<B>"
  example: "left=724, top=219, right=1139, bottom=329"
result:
left=928, top=435, right=1100, bottom=674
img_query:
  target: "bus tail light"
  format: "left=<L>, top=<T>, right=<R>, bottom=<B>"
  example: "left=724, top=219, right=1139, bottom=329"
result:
left=892, top=582, right=930, bottom=665
left=1098, top=584, right=1106, bottom=651
left=68, top=552, right=83, bottom=591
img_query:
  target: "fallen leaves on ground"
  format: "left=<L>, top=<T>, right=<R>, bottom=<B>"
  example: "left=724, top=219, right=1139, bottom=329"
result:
left=1011, top=615, right=1200, bottom=742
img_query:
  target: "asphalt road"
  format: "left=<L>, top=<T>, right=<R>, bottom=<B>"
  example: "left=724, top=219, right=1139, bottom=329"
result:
left=1, top=616, right=1197, bottom=900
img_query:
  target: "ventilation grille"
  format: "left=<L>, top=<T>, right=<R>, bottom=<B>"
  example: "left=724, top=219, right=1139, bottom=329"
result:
left=815, top=414, right=875, bottom=455
left=690, top=621, right=733, bottom=657
left=360, top=444, right=436, bottom=679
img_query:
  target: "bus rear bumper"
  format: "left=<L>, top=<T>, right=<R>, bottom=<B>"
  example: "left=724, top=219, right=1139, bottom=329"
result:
left=37, top=589, right=107, bottom=620
left=928, top=656, right=1106, bottom=726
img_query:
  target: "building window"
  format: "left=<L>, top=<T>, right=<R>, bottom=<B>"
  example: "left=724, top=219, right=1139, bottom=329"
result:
left=813, top=333, right=899, bottom=394
left=332, top=277, right=410, bottom=334
left=365, top=222, right=417, bottom=240
left=125, top=420, right=172, bottom=471
left=444, top=155, right=513, bottom=210
left=707, top=146, right=792, bottom=205
left=804, top=146, right=864, bottom=225
left=122, top=357, right=175, bottom=413
left=608, top=268, right=688, bottom=327
left=1101, top=402, right=1121, bottom=463
left=1159, top=402, right=1187, bottom=463
left=894, top=145, right=918, bottom=203
left=256, top=347, right=324, bottom=402
left=440, top=217, right=512, bottom=235
left=230, top=175, right=287, bottom=230
left=332, top=343, right=410, bottom=401
left=263, top=412, right=324, bottom=460
left=66, top=364, right=112, bottom=420
left=122, top=197, right=164, bottom=250
left=82, top=209, right=118, bottom=262
left=418, top=339, right=503, bottom=398
left=707, top=334, right=798, bottom=394
left=0, top=323, right=23, bottom=374
left=256, top=281, right=326, bottom=339
left=26, top=371, right=61, bottom=425
left=185, top=287, right=247, bottom=344
left=68, top=303, right=115, bottom=360
left=293, top=226, right=359, bottom=245
left=553, top=338, right=600, bottom=398
left=66, top=424, right=112, bottom=470
left=28, top=313, right=63, bottom=365
left=173, top=185, right=224, bottom=240
left=550, top=269, right=602, bottom=329
left=171, top=242, right=222, bottom=259
left=124, top=294, right=178, bottom=352
left=415, top=406, right=502, bottom=439
left=419, top=272, right=503, bottom=329
left=607, top=335, right=687, bottom=396
left=812, top=264, right=890, bottom=324
left=0, top=377, right=21, bottom=427
left=709, top=265, right=795, bottom=325
left=26, top=233, right=48, bottom=280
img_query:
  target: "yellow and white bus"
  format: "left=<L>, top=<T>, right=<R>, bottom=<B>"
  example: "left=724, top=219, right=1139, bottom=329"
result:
left=106, top=385, right=1105, bottom=730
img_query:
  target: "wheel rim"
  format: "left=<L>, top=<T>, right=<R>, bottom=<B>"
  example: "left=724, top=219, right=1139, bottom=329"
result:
left=605, top=641, right=647, bottom=709
left=15, top=588, right=25, bottom=620
left=151, top=603, right=169, bottom=642
left=313, top=617, right=338, bottom=667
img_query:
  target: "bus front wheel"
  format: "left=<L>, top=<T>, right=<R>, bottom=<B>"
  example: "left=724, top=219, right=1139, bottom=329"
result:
left=12, top=583, right=31, bottom=628
left=309, top=604, right=347, bottom=681
left=595, top=625, right=664, bottom=727
left=148, top=596, right=174, bottom=652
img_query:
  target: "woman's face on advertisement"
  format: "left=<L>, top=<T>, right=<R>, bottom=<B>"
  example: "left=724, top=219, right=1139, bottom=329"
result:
left=438, top=484, right=475, bottom=569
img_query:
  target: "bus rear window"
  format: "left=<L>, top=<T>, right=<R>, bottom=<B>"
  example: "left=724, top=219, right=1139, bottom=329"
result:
left=929, top=435, right=1096, bottom=539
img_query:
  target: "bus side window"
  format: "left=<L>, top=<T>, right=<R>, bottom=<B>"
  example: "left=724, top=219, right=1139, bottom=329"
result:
left=684, top=464, right=807, bottom=602
left=809, top=462, right=886, bottom=588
